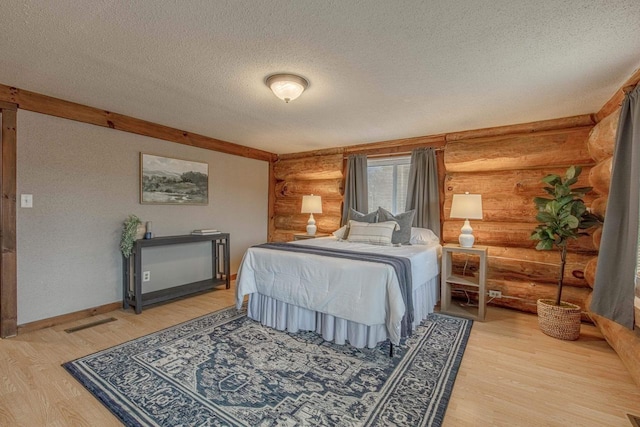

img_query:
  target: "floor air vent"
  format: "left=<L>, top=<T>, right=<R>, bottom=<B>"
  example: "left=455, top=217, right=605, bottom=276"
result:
left=65, top=317, right=117, bottom=333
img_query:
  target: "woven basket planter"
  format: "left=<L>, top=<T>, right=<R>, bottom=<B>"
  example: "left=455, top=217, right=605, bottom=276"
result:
left=537, top=299, right=581, bottom=341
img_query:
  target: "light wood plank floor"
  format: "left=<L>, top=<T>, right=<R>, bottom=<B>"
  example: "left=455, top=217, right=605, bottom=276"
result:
left=1, top=284, right=639, bottom=426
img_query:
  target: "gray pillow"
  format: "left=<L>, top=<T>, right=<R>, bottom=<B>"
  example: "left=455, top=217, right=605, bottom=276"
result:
left=344, top=208, right=378, bottom=239
left=349, top=208, right=378, bottom=223
left=377, top=207, right=415, bottom=245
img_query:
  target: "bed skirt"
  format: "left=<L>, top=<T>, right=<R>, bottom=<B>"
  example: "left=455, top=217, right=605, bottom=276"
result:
left=247, top=276, right=440, bottom=348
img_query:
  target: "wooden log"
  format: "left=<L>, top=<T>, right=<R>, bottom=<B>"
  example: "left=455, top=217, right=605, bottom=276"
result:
left=591, top=313, right=640, bottom=387
left=0, top=84, right=276, bottom=162
left=278, top=147, right=344, bottom=160
left=274, top=214, right=340, bottom=233
left=443, top=192, right=596, bottom=224
left=273, top=154, right=343, bottom=181
left=590, top=196, right=607, bottom=218
left=344, top=135, right=445, bottom=156
left=451, top=246, right=590, bottom=287
left=274, top=197, right=342, bottom=217
left=485, top=279, right=591, bottom=311
left=444, top=127, right=593, bottom=172
left=443, top=221, right=597, bottom=252
left=595, top=67, right=640, bottom=122
left=592, top=226, right=603, bottom=250
left=588, top=110, right=619, bottom=162
left=584, top=257, right=597, bottom=289
left=588, top=157, right=612, bottom=196
left=444, top=167, right=594, bottom=199
left=445, top=114, right=595, bottom=142
left=274, top=179, right=343, bottom=198
left=271, top=229, right=297, bottom=242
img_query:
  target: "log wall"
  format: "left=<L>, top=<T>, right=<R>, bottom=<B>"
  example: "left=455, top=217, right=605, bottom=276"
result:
left=443, top=126, right=598, bottom=315
left=270, top=153, right=344, bottom=242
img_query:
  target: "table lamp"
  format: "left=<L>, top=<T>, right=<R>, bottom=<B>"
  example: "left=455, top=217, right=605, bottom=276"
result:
left=450, top=193, right=483, bottom=247
left=301, top=194, right=322, bottom=235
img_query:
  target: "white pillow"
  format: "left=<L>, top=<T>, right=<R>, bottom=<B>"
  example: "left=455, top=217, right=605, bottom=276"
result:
left=347, top=220, right=399, bottom=246
left=332, top=225, right=348, bottom=240
left=410, top=227, right=440, bottom=245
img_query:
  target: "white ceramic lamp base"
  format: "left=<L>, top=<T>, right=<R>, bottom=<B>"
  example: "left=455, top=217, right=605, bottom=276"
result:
left=458, top=219, right=475, bottom=248
left=306, top=213, right=317, bottom=236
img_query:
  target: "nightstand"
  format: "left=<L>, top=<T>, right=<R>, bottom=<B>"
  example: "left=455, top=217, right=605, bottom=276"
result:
left=293, top=233, right=330, bottom=241
left=440, top=243, right=488, bottom=321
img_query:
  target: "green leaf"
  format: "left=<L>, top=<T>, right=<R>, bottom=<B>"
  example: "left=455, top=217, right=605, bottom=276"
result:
left=571, top=186, right=592, bottom=196
left=565, top=177, right=578, bottom=186
left=541, top=174, right=561, bottom=185
left=562, top=215, right=579, bottom=229
left=565, top=165, right=577, bottom=180
left=536, top=240, right=554, bottom=250
left=536, top=211, right=556, bottom=223
left=533, top=197, right=552, bottom=209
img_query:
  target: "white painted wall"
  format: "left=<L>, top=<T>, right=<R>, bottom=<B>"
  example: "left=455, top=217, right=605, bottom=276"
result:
left=16, top=110, right=268, bottom=324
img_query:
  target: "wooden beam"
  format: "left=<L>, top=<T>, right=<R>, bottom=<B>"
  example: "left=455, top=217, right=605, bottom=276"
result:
left=343, top=134, right=446, bottom=156
left=267, top=161, right=276, bottom=242
left=445, top=114, right=595, bottom=142
left=0, top=83, right=276, bottom=162
left=1, top=106, right=17, bottom=338
left=595, top=67, right=640, bottom=123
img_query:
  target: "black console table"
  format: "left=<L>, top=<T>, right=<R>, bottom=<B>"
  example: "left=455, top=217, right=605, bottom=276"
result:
left=122, top=233, right=230, bottom=314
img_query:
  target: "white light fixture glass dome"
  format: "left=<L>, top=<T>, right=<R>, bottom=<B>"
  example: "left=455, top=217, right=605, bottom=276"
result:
left=266, top=73, right=309, bottom=103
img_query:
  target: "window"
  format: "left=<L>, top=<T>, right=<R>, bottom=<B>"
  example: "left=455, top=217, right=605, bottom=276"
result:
left=367, top=156, right=411, bottom=214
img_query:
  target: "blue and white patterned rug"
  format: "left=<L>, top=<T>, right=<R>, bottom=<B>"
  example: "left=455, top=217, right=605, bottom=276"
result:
left=64, top=306, right=472, bottom=426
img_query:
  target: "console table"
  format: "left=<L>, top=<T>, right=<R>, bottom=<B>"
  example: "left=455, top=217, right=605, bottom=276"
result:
left=122, top=233, right=230, bottom=314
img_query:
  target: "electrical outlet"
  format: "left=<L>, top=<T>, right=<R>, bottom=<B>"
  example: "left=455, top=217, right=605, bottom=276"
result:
left=143, top=271, right=151, bottom=282
left=488, top=290, right=502, bottom=298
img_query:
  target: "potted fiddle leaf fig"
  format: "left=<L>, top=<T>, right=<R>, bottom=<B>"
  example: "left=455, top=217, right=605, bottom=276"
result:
left=530, top=165, right=601, bottom=340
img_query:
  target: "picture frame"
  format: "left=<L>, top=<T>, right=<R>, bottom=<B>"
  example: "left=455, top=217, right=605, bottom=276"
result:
left=140, top=153, right=209, bottom=205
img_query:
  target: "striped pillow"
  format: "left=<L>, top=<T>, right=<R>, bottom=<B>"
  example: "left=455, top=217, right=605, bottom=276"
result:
left=346, top=220, right=399, bottom=246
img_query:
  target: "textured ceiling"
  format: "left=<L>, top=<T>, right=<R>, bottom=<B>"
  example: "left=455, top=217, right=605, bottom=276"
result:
left=1, top=1, right=639, bottom=155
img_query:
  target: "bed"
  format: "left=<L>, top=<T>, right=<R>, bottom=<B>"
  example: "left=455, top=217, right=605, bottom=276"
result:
left=235, top=232, right=441, bottom=348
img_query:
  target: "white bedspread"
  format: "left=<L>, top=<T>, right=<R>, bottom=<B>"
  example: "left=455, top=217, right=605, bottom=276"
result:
left=236, top=237, right=440, bottom=344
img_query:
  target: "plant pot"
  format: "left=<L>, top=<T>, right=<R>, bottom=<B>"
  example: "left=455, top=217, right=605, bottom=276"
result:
left=536, top=299, right=581, bottom=341
left=135, top=224, right=146, bottom=240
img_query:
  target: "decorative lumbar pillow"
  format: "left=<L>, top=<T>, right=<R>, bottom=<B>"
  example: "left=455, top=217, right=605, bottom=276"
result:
left=377, top=207, right=415, bottom=245
left=410, top=227, right=440, bottom=245
left=346, top=220, right=399, bottom=246
left=343, top=208, right=379, bottom=239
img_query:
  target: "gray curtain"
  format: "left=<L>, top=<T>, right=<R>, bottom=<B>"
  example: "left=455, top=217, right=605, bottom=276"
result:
left=591, top=85, right=640, bottom=329
left=405, top=147, right=440, bottom=236
left=341, top=154, right=369, bottom=226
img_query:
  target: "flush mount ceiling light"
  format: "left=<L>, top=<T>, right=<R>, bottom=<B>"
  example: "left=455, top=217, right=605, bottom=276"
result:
left=266, top=73, right=309, bottom=103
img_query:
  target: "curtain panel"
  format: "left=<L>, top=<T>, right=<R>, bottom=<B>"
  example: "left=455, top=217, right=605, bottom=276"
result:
left=341, top=154, right=369, bottom=226
left=591, top=85, right=640, bottom=329
left=405, top=148, right=441, bottom=236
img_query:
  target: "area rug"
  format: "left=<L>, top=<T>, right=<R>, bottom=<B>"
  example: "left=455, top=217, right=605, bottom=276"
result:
left=64, top=306, right=472, bottom=426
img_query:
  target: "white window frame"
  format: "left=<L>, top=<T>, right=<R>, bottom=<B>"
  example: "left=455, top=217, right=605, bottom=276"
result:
left=367, top=156, right=411, bottom=214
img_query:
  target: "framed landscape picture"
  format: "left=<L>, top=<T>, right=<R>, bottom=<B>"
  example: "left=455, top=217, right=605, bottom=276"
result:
left=140, top=153, right=209, bottom=205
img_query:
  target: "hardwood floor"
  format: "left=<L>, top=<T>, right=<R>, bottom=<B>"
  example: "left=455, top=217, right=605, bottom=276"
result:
left=1, top=284, right=638, bottom=426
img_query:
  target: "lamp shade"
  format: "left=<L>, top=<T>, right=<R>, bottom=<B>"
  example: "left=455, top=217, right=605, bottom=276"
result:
left=450, top=194, right=483, bottom=219
left=301, top=194, right=322, bottom=214
left=266, top=73, right=309, bottom=103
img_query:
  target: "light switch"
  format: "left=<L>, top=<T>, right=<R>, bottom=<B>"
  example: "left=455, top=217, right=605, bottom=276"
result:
left=21, top=194, right=33, bottom=208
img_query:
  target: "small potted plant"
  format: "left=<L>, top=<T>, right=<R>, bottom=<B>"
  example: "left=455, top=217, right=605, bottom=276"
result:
left=530, top=166, right=601, bottom=340
left=120, top=214, right=143, bottom=258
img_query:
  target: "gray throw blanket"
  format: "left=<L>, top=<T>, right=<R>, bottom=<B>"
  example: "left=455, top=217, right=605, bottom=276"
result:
left=253, top=242, right=414, bottom=338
